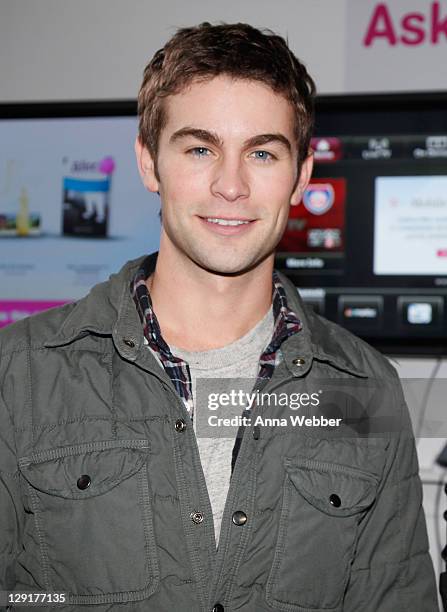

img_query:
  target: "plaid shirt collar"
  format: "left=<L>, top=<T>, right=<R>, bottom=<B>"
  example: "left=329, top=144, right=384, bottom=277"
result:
left=131, top=254, right=302, bottom=419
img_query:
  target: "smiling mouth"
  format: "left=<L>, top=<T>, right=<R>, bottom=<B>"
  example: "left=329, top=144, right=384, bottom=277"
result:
left=204, top=217, right=252, bottom=226
left=197, top=216, right=257, bottom=235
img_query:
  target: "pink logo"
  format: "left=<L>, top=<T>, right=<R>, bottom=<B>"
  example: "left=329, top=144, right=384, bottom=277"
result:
left=98, top=157, right=116, bottom=175
left=363, top=2, right=447, bottom=47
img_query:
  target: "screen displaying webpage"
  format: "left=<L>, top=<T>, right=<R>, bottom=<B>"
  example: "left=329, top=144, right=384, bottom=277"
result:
left=0, top=116, right=161, bottom=327
left=374, top=175, right=447, bottom=275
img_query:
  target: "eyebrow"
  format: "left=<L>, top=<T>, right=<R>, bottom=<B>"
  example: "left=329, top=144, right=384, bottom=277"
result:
left=244, top=133, right=292, bottom=152
left=169, top=127, right=292, bottom=152
left=170, top=128, right=222, bottom=147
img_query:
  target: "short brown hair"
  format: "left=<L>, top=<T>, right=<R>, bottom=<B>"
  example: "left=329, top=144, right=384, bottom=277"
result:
left=137, top=22, right=316, bottom=168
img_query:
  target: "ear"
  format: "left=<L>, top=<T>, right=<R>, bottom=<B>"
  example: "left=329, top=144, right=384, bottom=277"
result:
left=290, top=151, right=314, bottom=206
left=134, top=136, right=160, bottom=193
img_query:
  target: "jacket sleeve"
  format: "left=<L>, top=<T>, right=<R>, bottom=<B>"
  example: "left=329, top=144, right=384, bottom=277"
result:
left=0, top=348, right=23, bottom=599
left=344, top=388, right=439, bottom=611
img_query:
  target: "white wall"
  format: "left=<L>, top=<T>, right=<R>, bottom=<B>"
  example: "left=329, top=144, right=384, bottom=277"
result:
left=2, top=0, right=447, bottom=597
left=0, top=0, right=347, bottom=101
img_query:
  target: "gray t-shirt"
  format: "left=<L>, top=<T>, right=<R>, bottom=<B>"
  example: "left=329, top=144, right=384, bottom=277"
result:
left=170, top=306, right=274, bottom=547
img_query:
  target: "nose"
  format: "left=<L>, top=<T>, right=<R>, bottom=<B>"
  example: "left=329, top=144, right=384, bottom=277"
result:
left=210, top=155, right=250, bottom=202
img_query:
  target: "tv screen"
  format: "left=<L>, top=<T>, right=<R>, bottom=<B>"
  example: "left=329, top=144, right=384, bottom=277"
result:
left=0, top=101, right=160, bottom=327
left=276, top=92, right=447, bottom=355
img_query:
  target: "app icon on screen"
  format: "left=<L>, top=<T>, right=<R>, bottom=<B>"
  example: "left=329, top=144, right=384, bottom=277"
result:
left=278, top=177, right=346, bottom=254
left=407, top=303, right=433, bottom=325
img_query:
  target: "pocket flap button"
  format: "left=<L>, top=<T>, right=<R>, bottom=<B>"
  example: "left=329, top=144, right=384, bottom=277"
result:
left=77, top=474, right=91, bottom=490
left=329, top=493, right=341, bottom=507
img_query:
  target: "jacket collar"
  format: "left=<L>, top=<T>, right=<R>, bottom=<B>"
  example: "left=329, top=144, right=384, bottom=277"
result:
left=45, top=252, right=367, bottom=377
left=275, top=271, right=368, bottom=378
left=44, top=255, right=150, bottom=357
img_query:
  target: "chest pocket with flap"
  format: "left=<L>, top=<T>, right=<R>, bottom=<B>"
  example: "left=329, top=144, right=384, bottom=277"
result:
left=266, top=455, right=379, bottom=612
left=18, top=439, right=159, bottom=606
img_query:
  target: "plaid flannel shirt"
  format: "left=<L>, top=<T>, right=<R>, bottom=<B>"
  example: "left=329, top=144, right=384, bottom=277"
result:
left=132, top=254, right=302, bottom=421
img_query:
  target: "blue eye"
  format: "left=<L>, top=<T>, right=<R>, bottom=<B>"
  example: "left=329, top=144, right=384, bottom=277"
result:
left=252, top=150, right=273, bottom=161
left=189, top=147, right=211, bottom=158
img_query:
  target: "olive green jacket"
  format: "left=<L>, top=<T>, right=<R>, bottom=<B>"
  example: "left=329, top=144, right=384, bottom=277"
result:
left=0, top=255, right=438, bottom=611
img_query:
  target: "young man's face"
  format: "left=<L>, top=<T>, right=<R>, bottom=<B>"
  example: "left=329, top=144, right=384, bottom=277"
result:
left=137, top=75, right=313, bottom=275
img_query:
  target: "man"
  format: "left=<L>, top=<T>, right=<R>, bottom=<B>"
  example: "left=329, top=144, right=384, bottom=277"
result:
left=0, top=22, right=438, bottom=612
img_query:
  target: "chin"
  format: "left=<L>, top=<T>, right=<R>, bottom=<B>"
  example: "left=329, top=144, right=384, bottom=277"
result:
left=192, top=252, right=267, bottom=277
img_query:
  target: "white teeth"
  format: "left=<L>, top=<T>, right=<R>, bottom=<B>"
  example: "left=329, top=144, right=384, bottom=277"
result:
left=206, top=218, right=250, bottom=226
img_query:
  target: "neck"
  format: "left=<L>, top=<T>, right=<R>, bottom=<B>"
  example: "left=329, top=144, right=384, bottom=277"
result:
left=147, top=237, right=274, bottom=351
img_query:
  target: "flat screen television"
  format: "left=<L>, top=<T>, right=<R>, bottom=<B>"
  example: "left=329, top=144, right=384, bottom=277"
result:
left=0, top=100, right=160, bottom=327
left=1, top=94, right=446, bottom=355
left=276, top=92, right=447, bottom=356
